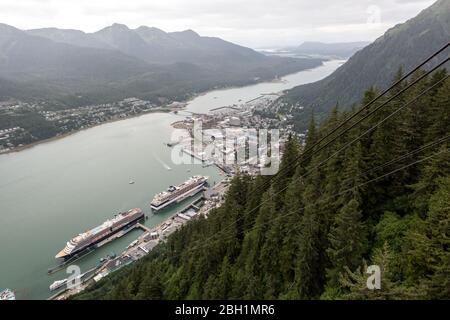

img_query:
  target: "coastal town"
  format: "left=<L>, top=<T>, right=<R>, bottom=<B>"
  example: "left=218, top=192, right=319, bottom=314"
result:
left=0, top=98, right=185, bottom=154
left=170, top=94, right=303, bottom=175
left=0, top=90, right=304, bottom=155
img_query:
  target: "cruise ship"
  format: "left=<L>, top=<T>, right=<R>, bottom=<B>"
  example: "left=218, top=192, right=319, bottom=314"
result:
left=55, top=208, right=144, bottom=259
left=151, top=176, right=208, bottom=211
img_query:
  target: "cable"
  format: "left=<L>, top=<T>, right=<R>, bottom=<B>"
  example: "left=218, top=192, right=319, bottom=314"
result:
left=254, top=43, right=449, bottom=192
left=303, top=73, right=450, bottom=180
left=199, top=69, right=449, bottom=245
left=182, top=147, right=448, bottom=257
left=254, top=54, right=450, bottom=194
left=157, top=46, right=450, bottom=260
left=171, top=141, right=448, bottom=259
left=340, top=134, right=450, bottom=184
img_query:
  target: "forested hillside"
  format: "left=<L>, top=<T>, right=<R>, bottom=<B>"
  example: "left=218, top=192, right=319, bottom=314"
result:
left=76, top=67, right=450, bottom=300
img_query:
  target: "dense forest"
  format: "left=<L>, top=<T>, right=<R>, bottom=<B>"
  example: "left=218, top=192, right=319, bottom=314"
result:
left=76, top=68, right=449, bottom=300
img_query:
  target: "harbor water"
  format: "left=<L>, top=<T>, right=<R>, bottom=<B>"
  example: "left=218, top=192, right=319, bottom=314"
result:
left=0, top=59, right=343, bottom=299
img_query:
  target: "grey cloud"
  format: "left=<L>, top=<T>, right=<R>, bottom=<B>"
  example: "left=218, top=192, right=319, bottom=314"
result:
left=0, top=0, right=437, bottom=47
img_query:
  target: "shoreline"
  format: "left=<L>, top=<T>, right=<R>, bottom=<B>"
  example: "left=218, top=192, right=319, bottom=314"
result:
left=0, top=108, right=173, bottom=156
left=0, top=60, right=325, bottom=157
left=183, top=61, right=325, bottom=102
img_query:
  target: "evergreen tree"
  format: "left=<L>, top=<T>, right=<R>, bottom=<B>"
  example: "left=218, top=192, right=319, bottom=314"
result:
left=411, top=144, right=450, bottom=217
left=279, top=166, right=306, bottom=286
left=272, top=134, right=300, bottom=208
left=326, top=199, right=367, bottom=289
left=406, top=176, right=450, bottom=299
left=426, top=74, right=450, bottom=142
left=304, top=113, right=319, bottom=156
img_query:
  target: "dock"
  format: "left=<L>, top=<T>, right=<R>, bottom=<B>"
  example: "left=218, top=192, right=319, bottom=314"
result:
left=48, top=218, right=145, bottom=275
left=136, top=223, right=152, bottom=233
left=210, top=106, right=241, bottom=112
left=245, top=95, right=264, bottom=104
left=47, top=248, right=96, bottom=275
left=181, top=148, right=205, bottom=162
left=47, top=266, right=98, bottom=300
left=49, top=188, right=228, bottom=300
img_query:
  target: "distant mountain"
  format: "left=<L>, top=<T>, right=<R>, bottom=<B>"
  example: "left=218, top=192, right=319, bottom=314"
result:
left=284, top=0, right=450, bottom=130
left=27, top=27, right=111, bottom=49
left=293, top=41, right=370, bottom=59
left=0, top=24, right=149, bottom=80
left=0, top=23, right=322, bottom=106
left=27, top=24, right=266, bottom=65
left=0, top=23, right=156, bottom=103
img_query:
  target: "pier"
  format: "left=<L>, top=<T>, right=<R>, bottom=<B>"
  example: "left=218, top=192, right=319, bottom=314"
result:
left=136, top=223, right=152, bottom=233
left=49, top=186, right=230, bottom=300
left=47, top=219, right=145, bottom=275
left=47, top=248, right=96, bottom=275
left=210, top=106, right=241, bottom=112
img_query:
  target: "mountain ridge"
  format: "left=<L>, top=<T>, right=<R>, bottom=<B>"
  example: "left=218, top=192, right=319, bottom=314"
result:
left=25, top=24, right=265, bottom=65
left=283, top=0, right=450, bottom=131
left=0, top=23, right=322, bottom=106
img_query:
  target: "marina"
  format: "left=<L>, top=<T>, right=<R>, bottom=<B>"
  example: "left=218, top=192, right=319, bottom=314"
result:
left=50, top=182, right=228, bottom=300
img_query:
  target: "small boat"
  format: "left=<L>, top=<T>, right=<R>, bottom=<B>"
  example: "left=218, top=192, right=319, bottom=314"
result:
left=126, top=240, right=139, bottom=249
left=0, top=289, right=15, bottom=300
left=129, top=180, right=135, bottom=185
left=49, top=279, right=68, bottom=291
left=100, top=252, right=117, bottom=263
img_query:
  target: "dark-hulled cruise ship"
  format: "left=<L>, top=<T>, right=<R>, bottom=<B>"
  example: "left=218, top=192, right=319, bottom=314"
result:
left=151, top=176, right=208, bottom=211
left=55, top=208, right=144, bottom=259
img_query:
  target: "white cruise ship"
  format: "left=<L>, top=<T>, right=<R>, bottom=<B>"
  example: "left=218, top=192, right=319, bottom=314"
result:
left=151, top=176, right=208, bottom=211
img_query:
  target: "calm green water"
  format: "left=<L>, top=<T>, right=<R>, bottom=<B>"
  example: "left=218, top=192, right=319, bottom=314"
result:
left=0, top=113, right=222, bottom=299
left=186, top=60, right=345, bottom=114
left=0, top=60, right=342, bottom=300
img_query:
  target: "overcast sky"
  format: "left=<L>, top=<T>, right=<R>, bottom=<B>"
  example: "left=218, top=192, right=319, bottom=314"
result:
left=0, top=0, right=437, bottom=48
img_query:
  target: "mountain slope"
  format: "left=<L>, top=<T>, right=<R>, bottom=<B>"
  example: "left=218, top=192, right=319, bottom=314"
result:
left=284, top=0, right=450, bottom=130
left=0, top=24, right=151, bottom=85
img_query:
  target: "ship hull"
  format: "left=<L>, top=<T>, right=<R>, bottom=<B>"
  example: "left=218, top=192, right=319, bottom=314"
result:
left=56, top=212, right=144, bottom=260
left=151, top=182, right=206, bottom=211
